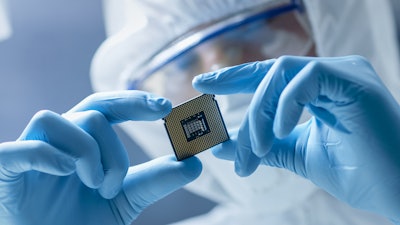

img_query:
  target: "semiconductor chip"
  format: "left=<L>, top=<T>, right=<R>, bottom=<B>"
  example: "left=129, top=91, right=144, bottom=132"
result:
left=163, top=94, right=229, bottom=160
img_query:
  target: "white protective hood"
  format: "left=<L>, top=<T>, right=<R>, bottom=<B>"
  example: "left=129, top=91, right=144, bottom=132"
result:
left=91, top=0, right=397, bottom=224
left=0, top=0, right=11, bottom=41
left=303, top=0, right=400, bottom=102
left=92, top=0, right=292, bottom=92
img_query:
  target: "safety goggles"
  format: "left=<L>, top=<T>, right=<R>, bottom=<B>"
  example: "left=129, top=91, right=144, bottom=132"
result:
left=127, top=0, right=314, bottom=105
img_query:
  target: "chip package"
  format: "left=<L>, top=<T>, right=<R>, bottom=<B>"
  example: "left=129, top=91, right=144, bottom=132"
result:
left=163, top=94, right=229, bottom=160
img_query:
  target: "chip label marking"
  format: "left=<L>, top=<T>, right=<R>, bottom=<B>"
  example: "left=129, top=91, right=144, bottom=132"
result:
left=181, top=111, right=210, bottom=142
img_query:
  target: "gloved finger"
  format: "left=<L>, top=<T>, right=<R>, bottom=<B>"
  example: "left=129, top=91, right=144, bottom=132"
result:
left=273, top=60, right=319, bottom=138
left=261, top=122, right=311, bottom=178
left=64, top=111, right=129, bottom=199
left=116, top=155, right=202, bottom=223
left=247, top=56, right=310, bottom=157
left=211, top=128, right=261, bottom=176
left=64, top=91, right=171, bottom=196
left=273, top=57, right=364, bottom=138
left=192, top=60, right=275, bottom=94
left=0, top=140, right=76, bottom=181
left=211, top=130, right=238, bottom=161
left=18, top=110, right=104, bottom=189
left=235, top=116, right=261, bottom=176
left=67, top=90, right=172, bottom=123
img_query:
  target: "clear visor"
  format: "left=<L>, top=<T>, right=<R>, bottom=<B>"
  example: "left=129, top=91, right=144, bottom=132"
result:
left=127, top=1, right=314, bottom=105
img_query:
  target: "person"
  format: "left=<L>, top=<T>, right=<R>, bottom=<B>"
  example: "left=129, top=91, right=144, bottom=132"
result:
left=91, top=0, right=400, bottom=224
left=0, top=1, right=399, bottom=225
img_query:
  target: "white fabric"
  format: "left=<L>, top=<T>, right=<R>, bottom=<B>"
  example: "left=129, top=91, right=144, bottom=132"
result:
left=92, top=0, right=398, bottom=224
left=391, top=0, right=400, bottom=44
left=0, top=0, right=11, bottom=41
left=303, top=0, right=400, bottom=102
left=171, top=189, right=390, bottom=225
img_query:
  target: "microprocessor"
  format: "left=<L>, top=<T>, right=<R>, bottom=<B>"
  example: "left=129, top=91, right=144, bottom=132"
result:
left=163, top=94, right=229, bottom=161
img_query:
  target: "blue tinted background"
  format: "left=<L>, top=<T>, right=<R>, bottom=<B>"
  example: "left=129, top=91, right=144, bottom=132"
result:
left=0, top=0, right=215, bottom=224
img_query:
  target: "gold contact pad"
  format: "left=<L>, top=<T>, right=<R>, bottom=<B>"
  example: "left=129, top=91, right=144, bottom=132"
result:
left=163, top=94, right=229, bottom=161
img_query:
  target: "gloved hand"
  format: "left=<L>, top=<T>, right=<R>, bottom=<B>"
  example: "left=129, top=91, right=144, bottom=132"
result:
left=193, top=56, right=400, bottom=223
left=0, top=90, right=202, bottom=225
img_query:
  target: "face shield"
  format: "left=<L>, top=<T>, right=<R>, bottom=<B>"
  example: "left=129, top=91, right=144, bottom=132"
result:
left=125, top=1, right=314, bottom=105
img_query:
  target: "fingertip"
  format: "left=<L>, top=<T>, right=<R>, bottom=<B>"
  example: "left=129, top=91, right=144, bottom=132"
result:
left=234, top=149, right=260, bottom=177
left=99, top=181, right=123, bottom=199
left=192, top=72, right=215, bottom=93
left=234, top=156, right=258, bottom=177
left=68, top=91, right=173, bottom=123
left=234, top=159, right=260, bottom=177
left=234, top=161, right=252, bottom=177
left=98, top=167, right=127, bottom=199
left=211, top=140, right=236, bottom=161
left=82, top=163, right=104, bottom=189
left=273, top=96, right=302, bottom=139
left=97, top=158, right=129, bottom=199
left=273, top=122, right=287, bottom=139
left=192, top=72, right=207, bottom=84
left=147, top=95, right=172, bottom=115
left=193, top=61, right=273, bottom=94
left=253, top=149, right=268, bottom=158
left=178, top=156, right=203, bottom=181
left=251, top=134, right=270, bottom=157
left=273, top=111, right=296, bottom=139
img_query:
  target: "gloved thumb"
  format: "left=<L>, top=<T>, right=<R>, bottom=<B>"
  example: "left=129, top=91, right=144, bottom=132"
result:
left=211, top=124, right=310, bottom=179
left=114, top=155, right=202, bottom=224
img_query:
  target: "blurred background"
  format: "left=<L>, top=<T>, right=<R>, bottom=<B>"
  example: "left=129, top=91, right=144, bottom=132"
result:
left=0, top=0, right=215, bottom=224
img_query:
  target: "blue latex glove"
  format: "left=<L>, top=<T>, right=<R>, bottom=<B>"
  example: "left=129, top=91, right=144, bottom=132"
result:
left=193, top=56, right=400, bottom=223
left=0, top=91, right=202, bottom=225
